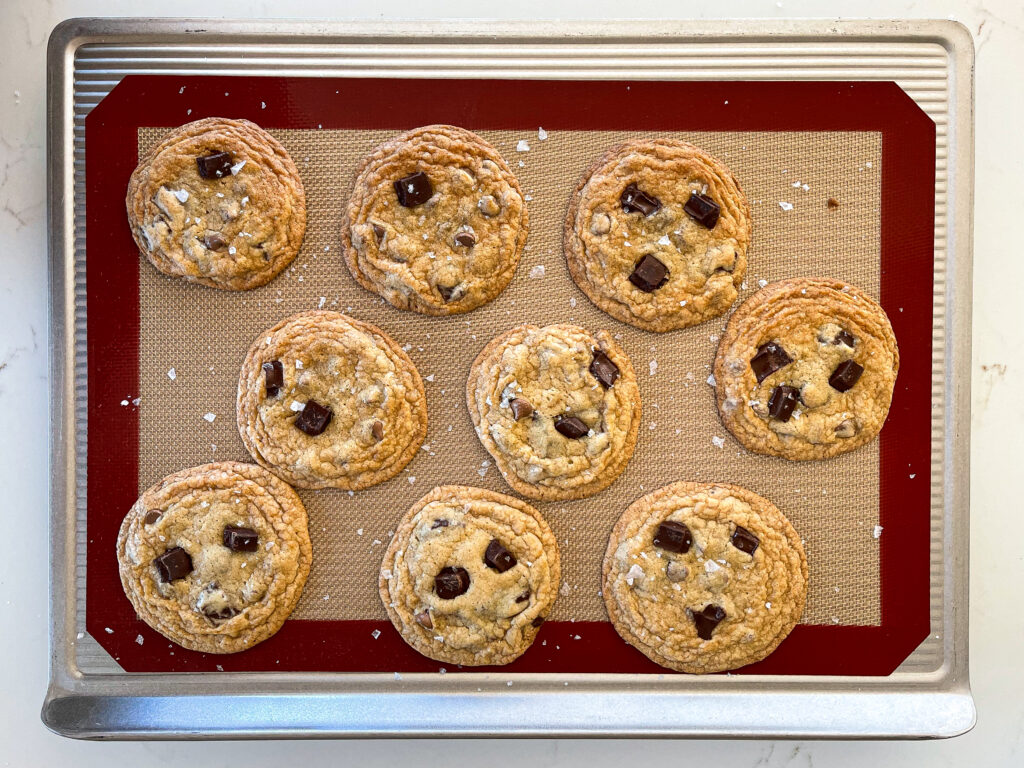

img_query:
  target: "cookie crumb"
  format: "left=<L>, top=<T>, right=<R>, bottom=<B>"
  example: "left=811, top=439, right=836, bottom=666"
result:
left=827, top=197, right=840, bottom=210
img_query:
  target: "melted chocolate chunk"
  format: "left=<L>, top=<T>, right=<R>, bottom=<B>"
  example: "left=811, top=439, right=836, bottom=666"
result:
left=515, top=591, right=530, bottom=603
left=262, top=360, right=284, bottom=397
left=223, top=525, right=258, bottom=552
left=294, top=400, right=332, bottom=436
left=750, top=342, right=793, bottom=384
left=394, top=171, right=433, bottom=207
left=202, top=604, right=238, bottom=621
left=414, top=611, right=433, bottom=629
left=434, top=566, right=470, bottom=599
left=683, top=192, right=721, bottom=229
left=532, top=616, right=545, bottom=627
left=431, top=519, right=449, bottom=529
left=143, top=510, right=162, bottom=525
left=692, top=604, right=727, bottom=640
left=589, top=349, right=620, bottom=388
left=203, top=232, right=227, bottom=251
left=371, top=223, right=386, bottom=244
left=371, top=420, right=385, bottom=442
left=834, top=329, right=856, bottom=347
left=629, top=254, right=669, bottom=292
left=484, top=539, right=518, bottom=573
left=436, top=284, right=460, bottom=303
left=509, top=398, right=534, bottom=421
left=554, top=415, right=589, bottom=439
left=768, top=385, right=800, bottom=422
left=653, top=520, right=693, bottom=554
left=620, top=182, right=662, bottom=216
left=454, top=232, right=476, bottom=247
left=829, top=360, right=864, bottom=392
left=730, top=525, right=760, bottom=555
left=154, top=547, right=192, bottom=583
left=196, top=151, right=234, bottom=179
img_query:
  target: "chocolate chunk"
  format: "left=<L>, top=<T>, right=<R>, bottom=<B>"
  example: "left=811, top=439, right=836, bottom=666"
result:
left=683, top=192, right=721, bottom=228
left=434, top=566, right=470, bottom=599
left=154, top=547, right=192, bottom=582
left=262, top=360, right=284, bottom=397
left=532, top=616, right=545, bottom=627
left=620, top=182, right=662, bottom=216
left=454, top=232, right=476, bottom=247
left=484, top=539, right=517, bottom=573
left=750, top=342, right=793, bottom=384
left=223, top=525, right=258, bottom=552
left=827, top=197, right=840, bottom=210
left=371, top=223, right=386, bottom=244
left=692, top=604, right=727, bottom=640
left=196, top=151, right=234, bottom=179
left=509, top=398, right=533, bottom=421
left=414, top=611, right=433, bottom=629
left=394, top=171, right=433, bottom=207
left=371, top=420, right=385, bottom=442
left=295, top=400, right=332, bottom=436
left=730, top=525, right=760, bottom=555
left=143, top=510, right=162, bottom=525
left=589, top=349, right=620, bottom=388
left=203, top=605, right=238, bottom=621
left=829, top=360, right=864, bottom=392
left=436, top=284, right=459, bottom=303
left=554, top=415, right=589, bottom=439
left=515, top=591, right=530, bottom=603
left=629, top=254, right=669, bottom=292
left=203, top=232, right=227, bottom=251
left=834, top=329, right=856, bottom=347
left=768, top=385, right=800, bottom=422
left=653, top=521, right=692, bottom=554
left=431, top=518, right=450, bottom=529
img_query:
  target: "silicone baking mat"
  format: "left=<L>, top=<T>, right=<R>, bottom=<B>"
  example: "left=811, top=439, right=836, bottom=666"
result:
left=84, top=76, right=934, bottom=675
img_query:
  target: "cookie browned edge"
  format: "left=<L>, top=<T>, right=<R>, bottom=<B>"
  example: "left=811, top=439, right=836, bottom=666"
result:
left=601, top=481, right=808, bottom=674
left=466, top=323, right=642, bottom=501
left=236, top=309, right=428, bottom=490
left=340, top=124, right=530, bottom=315
left=116, top=461, right=312, bottom=654
left=713, top=277, right=900, bottom=461
left=126, top=117, right=306, bottom=291
left=563, top=138, right=752, bottom=332
left=379, top=484, right=561, bottom=666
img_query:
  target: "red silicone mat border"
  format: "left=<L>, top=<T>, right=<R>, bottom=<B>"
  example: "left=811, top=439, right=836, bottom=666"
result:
left=85, top=76, right=935, bottom=675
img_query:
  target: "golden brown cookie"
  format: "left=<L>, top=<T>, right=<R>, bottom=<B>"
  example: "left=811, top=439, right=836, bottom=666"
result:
left=603, top=481, right=807, bottom=674
left=236, top=310, right=427, bottom=490
left=564, top=138, right=751, bottom=331
left=126, top=117, right=306, bottom=291
left=467, top=324, right=642, bottom=501
left=341, top=125, right=528, bottom=315
left=116, top=461, right=312, bottom=654
left=380, top=485, right=560, bottom=666
left=713, top=278, right=899, bottom=460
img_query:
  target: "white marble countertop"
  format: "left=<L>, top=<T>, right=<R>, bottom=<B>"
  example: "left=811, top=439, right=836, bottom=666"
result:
left=1, top=0, right=1020, bottom=764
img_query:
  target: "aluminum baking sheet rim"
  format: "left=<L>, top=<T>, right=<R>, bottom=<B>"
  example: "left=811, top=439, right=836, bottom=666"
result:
left=44, top=17, right=975, bottom=740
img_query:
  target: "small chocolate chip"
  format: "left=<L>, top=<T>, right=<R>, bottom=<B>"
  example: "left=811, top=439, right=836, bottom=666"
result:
left=196, top=151, right=234, bottom=179
left=436, top=284, right=460, bottom=303
left=750, top=342, right=793, bottom=384
left=515, top=591, right=530, bottom=603
left=394, top=171, right=433, bottom=207
left=202, top=605, right=238, bottom=621
left=509, top=398, right=534, bottom=421
left=143, top=510, right=162, bottom=525
left=768, top=385, right=800, bottom=422
left=692, top=604, right=727, bottom=640
left=827, top=197, right=840, bottom=210
left=554, top=415, right=589, bottom=439
left=532, top=616, right=545, bottom=627
left=454, top=232, right=476, bottom=247
left=653, top=521, right=692, bottom=554
left=223, top=525, right=258, bottom=552
left=371, top=420, right=384, bottom=442
left=414, top=611, right=433, bottom=629
left=683, top=192, right=721, bottom=228
left=829, top=360, right=864, bottom=392
left=431, top=519, right=449, bottom=529
left=620, top=182, right=662, bottom=216
left=294, top=400, right=332, bottom=436
left=731, top=525, right=760, bottom=555
left=484, top=539, right=517, bottom=573
left=262, top=360, right=284, bottom=397
left=834, top=329, right=856, bottom=347
left=589, top=349, right=620, bottom=388
left=203, top=232, right=227, bottom=251
left=434, top=566, right=470, bottom=599
left=629, top=254, right=669, bottom=292
left=154, top=547, right=192, bottom=582
left=371, top=223, right=386, bottom=245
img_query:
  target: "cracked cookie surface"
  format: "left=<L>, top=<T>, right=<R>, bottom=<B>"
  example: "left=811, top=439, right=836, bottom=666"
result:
left=380, top=485, right=560, bottom=666
left=713, top=278, right=899, bottom=461
left=116, top=461, right=312, bottom=654
left=564, top=138, right=751, bottom=332
left=603, top=481, right=807, bottom=674
left=237, top=310, right=427, bottom=489
left=126, top=117, right=306, bottom=291
left=467, top=324, right=642, bottom=501
left=341, top=125, right=528, bottom=315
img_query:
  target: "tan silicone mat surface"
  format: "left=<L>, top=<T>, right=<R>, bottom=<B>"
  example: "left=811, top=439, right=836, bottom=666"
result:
left=137, top=127, right=882, bottom=626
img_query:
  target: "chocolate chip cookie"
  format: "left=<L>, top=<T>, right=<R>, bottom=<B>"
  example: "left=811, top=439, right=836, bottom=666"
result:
left=341, top=125, right=528, bottom=315
left=603, top=481, right=807, bottom=674
left=117, top=461, right=312, bottom=654
left=236, top=310, right=427, bottom=489
left=380, top=485, right=560, bottom=666
left=713, top=278, right=899, bottom=460
left=467, top=324, right=642, bottom=501
left=126, top=117, right=306, bottom=291
left=564, top=138, right=751, bottom=331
